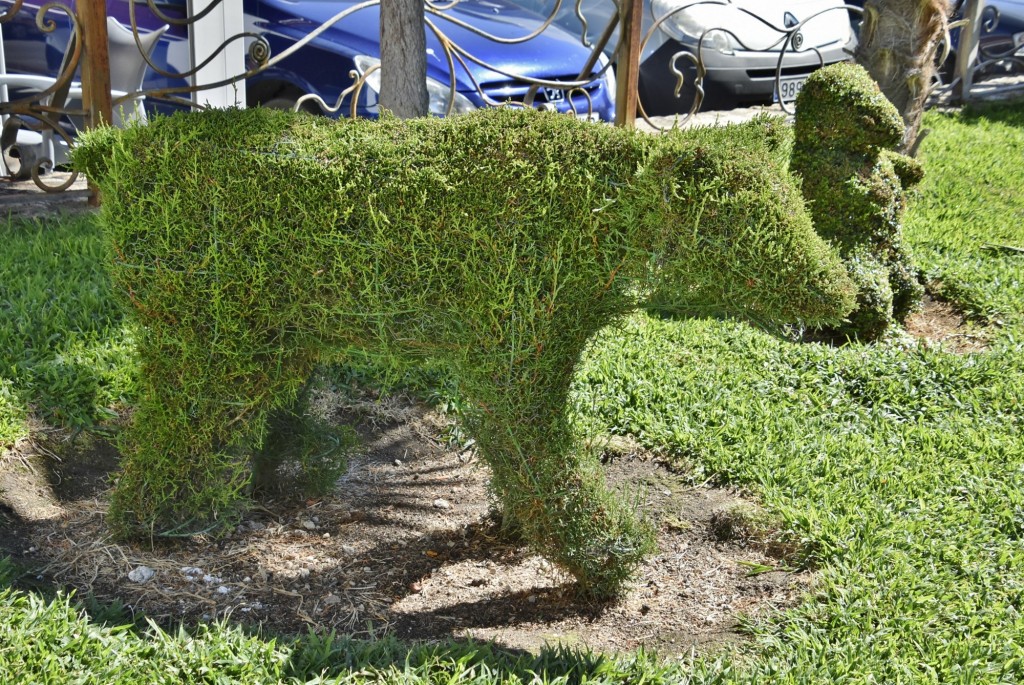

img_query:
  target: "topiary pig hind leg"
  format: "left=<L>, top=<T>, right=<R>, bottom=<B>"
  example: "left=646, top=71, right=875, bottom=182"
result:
left=109, top=335, right=314, bottom=538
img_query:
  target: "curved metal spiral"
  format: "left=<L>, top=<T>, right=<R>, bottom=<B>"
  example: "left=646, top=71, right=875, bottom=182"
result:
left=0, top=1, right=83, bottom=189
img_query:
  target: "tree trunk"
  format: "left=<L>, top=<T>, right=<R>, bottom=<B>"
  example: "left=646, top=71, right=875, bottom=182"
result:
left=855, top=0, right=952, bottom=153
left=379, top=0, right=429, bottom=118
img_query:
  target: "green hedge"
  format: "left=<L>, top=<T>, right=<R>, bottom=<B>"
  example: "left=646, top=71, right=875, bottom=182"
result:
left=73, top=106, right=853, bottom=598
left=792, top=62, right=925, bottom=340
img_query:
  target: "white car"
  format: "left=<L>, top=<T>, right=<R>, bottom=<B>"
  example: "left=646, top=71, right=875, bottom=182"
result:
left=517, top=0, right=857, bottom=114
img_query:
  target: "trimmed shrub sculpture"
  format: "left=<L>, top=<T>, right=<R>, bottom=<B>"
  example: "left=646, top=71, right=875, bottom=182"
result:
left=792, top=62, right=925, bottom=340
left=74, top=107, right=854, bottom=598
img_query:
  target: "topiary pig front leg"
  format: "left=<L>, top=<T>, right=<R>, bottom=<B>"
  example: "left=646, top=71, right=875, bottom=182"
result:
left=463, top=364, right=655, bottom=600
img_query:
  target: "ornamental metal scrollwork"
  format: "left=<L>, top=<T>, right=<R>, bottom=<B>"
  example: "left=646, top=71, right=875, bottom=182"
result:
left=3, top=0, right=1017, bottom=192
left=1, top=0, right=83, bottom=190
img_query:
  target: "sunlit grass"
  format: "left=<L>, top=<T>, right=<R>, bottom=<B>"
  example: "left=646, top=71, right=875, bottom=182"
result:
left=2, top=100, right=1023, bottom=682
left=571, top=101, right=1024, bottom=683
left=0, top=214, right=136, bottom=446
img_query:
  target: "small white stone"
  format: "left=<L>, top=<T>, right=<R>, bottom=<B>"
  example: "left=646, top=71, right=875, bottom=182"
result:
left=301, top=520, right=317, bottom=530
left=217, top=586, right=230, bottom=595
left=432, top=498, right=451, bottom=510
left=393, top=459, right=403, bottom=467
left=242, top=576, right=252, bottom=583
left=128, top=566, right=155, bottom=584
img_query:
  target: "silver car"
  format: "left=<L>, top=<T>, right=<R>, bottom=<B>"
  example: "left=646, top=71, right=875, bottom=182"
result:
left=517, top=0, right=857, bottom=114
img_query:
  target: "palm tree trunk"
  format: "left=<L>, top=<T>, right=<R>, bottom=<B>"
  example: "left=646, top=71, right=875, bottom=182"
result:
left=855, top=0, right=952, bottom=153
left=380, top=0, right=429, bottom=118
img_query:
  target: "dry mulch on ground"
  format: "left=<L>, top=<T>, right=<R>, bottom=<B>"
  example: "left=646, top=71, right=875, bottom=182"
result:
left=1, top=388, right=804, bottom=658
left=904, top=294, right=988, bottom=353
left=0, top=298, right=986, bottom=655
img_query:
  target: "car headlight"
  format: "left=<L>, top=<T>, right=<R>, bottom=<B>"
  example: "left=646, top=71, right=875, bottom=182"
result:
left=650, top=0, right=740, bottom=53
left=354, top=55, right=477, bottom=117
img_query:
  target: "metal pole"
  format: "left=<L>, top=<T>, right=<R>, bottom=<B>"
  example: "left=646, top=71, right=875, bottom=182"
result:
left=0, top=23, right=9, bottom=128
left=575, top=13, right=620, bottom=82
left=952, top=0, right=983, bottom=103
left=79, top=0, right=112, bottom=129
left=614, top=0, right=643, bottom=128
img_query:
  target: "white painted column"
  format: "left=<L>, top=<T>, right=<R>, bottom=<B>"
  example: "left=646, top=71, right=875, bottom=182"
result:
left=187, top=0, right=246, bottom=108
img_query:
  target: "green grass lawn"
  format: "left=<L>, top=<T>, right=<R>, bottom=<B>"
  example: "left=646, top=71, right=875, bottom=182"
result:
left=0, top=215, right=135, bottom=445
left=2, top=101, right=1023, bottom=683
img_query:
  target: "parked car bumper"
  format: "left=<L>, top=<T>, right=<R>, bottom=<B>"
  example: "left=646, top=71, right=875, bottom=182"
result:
left=639, top=37, right=853, bottom=113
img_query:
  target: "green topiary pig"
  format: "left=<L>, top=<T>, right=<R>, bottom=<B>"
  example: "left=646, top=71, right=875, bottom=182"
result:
left=792, top=62, right=925, bottom=340
left=73, top=106, right=854, bottom=599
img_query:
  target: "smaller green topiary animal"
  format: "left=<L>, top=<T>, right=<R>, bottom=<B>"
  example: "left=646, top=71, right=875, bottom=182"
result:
left=792, top=62, right=925, bottom=340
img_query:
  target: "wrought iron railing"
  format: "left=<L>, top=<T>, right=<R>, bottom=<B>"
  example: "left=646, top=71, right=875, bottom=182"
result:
left=0, top=0, right=1014, bottom=193
left=939, top=0, right=1024, bottom=102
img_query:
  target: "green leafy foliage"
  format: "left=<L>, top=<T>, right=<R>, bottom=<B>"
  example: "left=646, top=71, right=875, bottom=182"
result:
left=250, top=377, right=359, bottom=499
left=73, top=106, right=853, bottom=597
left=1, top=96, right=1021, bottom=685
left=792, top=62, right=925, bottom=340
left=905, top=103, right=1024, bottom=326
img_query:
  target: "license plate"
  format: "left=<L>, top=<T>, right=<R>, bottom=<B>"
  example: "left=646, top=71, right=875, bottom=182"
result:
left=773, top=76, right=807, bottom=103
left=575, top=111, right=600, bottom=123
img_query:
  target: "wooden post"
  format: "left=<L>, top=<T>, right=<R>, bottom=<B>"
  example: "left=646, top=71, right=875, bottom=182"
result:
left=614, top=0, right=643, bottom=128
left=78, top=0, right=112, bottom=130
left=952, top=0, right=983, bottom=104
left=77, top=0, right=111, bottom=205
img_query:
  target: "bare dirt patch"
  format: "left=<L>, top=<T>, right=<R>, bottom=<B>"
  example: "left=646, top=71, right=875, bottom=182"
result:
left=905, top=294, right=988, bottom=353
left=1, top=390, right=808, bottom=657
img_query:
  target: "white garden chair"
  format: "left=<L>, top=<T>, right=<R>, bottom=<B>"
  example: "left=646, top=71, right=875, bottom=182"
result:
left=0, top=16, right=167, bottom=180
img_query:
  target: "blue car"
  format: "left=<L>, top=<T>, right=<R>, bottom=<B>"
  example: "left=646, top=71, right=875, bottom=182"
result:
left=243, top=0, right=616, bottom=119
left=0, top=0, right=616, bottom=153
